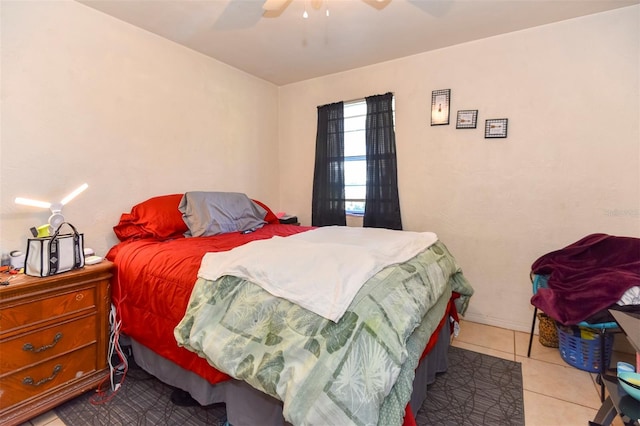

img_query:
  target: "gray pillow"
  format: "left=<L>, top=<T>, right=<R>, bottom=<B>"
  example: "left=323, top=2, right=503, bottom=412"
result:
left=179, top=192, right=267, bottom=237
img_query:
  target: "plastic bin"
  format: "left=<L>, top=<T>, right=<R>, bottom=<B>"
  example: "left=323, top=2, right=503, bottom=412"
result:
left=556, top=324, right=614, bottom=373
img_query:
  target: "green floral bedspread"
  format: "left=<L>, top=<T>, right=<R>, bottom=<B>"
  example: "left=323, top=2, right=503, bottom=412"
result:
left=175, top=241, right=473, bottom=426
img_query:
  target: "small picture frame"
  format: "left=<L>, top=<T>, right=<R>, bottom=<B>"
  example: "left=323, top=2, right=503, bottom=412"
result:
left=456, top=110, right=478, bottom=129
left=431, top=89, right=450, bottom=126
left=484, top=118, right=508, bottom=138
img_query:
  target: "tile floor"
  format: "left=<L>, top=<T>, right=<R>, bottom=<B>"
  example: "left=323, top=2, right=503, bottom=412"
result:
left=20, top=320, right=634, bottom=426
left=452, top=320, right=633, bottom=426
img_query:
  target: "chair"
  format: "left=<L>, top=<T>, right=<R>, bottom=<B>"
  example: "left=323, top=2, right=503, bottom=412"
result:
left=527, top=273, right=619, bottom=402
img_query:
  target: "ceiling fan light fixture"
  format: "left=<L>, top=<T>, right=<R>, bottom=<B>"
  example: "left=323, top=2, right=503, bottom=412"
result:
left=264, top=0, right=390, bottom=19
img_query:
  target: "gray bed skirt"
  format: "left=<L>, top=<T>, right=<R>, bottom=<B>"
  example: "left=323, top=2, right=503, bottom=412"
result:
left=129, top=322, right=450, bottom=426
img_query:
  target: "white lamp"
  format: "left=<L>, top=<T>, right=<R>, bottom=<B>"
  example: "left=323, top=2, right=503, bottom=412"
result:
left=15, top=183, right=88, bottom=234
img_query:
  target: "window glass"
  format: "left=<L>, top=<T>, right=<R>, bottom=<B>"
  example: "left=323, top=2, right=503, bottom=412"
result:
left=342, top=97, right=394, bottom=215
left=344, top=130, right=365, bottom=157
left=343, top=100, right=367, bottom=215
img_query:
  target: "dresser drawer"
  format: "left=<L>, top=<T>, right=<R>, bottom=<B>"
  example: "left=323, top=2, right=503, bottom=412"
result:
left=0, top=314, right=97, bottom=375
left=0, top=344, right=98, bottom=409
left=0, top=287, right=96, bottom=333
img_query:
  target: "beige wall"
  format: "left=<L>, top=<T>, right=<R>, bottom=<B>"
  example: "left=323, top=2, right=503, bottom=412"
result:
left=0, top=0, right=280, bottom=256
left=278, top=6, right=640, bottom=331
left=1, top=1, right=638, bottom=332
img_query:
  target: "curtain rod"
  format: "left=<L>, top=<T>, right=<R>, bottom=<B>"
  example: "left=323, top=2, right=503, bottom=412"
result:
left=319, top=92, right=394, bottom=108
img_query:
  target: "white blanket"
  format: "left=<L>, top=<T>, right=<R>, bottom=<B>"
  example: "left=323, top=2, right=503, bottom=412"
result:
left=198, top=226, right=438, bottom=322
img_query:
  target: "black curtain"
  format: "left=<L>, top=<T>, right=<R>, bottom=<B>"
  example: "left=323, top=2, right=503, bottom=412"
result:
left=364, top=93, right=402, bottom=230
left=312, top=101, right=346, bottom=227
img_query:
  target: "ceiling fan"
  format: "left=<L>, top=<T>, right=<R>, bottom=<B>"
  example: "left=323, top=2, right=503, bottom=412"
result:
left=262, top=0, right=389, bottom=17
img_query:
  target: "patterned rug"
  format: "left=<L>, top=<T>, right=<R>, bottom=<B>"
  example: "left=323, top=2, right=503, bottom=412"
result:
left=417, top=346, right=524, bottom=425
left=55, top=346, right=524, bottom=425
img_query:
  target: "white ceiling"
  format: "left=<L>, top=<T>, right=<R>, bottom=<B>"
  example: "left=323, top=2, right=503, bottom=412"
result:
left=78, top=0, right=638, bottom=86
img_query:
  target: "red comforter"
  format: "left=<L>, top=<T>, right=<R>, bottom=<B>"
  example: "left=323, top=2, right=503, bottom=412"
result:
left=106, top=223, right=312, bottom=384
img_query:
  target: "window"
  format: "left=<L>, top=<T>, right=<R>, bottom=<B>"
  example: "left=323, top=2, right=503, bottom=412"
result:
left=343, top=97, right=395, bottom=215
left=343, top=100, right=367, bottom=215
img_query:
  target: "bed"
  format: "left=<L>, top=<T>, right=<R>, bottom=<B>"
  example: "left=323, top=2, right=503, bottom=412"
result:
left=106, top=192, right=473, bottom=426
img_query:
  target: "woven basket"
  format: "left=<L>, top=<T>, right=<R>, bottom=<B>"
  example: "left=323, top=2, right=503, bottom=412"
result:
left=537, top=312, right=559, bottom=348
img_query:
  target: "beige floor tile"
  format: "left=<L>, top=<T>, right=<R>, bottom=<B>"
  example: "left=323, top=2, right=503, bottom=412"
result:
left=524, top=389, right=597, bottom=426
left=514, top=330, right=567, bottom=366
left=517, top=354, right=602, bottom=409
left=29, top=410, right=63, bottom=426
left=451, top=339, right=515, bottom=361
left=456, top=320, right=515, bottom=353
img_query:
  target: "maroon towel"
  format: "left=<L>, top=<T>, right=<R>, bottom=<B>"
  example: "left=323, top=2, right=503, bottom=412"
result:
left=531, top=233, right=640, bottom=325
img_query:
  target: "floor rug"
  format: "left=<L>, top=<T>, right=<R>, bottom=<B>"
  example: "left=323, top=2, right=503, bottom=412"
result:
left=55, top=346, right=524, bottom=425
left=417, top=346, right=525, bottom=425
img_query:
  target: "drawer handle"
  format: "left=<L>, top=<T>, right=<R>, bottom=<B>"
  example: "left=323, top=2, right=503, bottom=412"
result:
left=23, top=332, right=63, bottom=353
left=23, top=364, right=62, bottom=387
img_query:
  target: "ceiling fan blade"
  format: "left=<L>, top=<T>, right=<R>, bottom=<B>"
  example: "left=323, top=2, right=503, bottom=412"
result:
left=407, top=0, right=452, bottom=17
left=362, top=0, right=391, bottom=10
left=214, top=0, right=264, bottom=30
left=262, top=0, right=292, bottom=18
left=263, top=0, right=289, bottom=11
left=310, top=0, right=323, bottom=10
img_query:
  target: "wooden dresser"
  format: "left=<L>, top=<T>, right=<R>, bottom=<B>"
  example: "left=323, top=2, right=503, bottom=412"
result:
left=0, top=261, right=112, bottom=425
